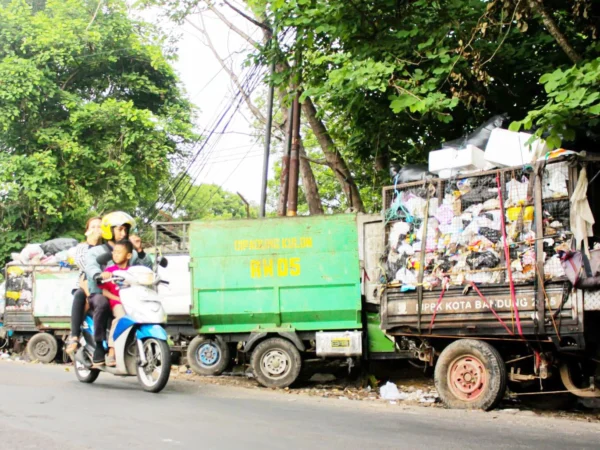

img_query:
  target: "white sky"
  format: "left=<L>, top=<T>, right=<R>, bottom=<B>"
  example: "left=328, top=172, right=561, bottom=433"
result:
left=132, top=3, right=271, bottom=205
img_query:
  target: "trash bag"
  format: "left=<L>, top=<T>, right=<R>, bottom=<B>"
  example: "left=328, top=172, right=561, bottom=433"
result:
left=479, top=227, right=501, bottom=243
left=390, top=164, right=434, bottom=184
left=467, top=251, right=501, bottom=270
left=442, top=114, right=508, bottom=150
left=20, top=244, right=44, bottom=263
left=5, top=275, right=24, bottom=292
left=41, top=238, right=78, bottom=255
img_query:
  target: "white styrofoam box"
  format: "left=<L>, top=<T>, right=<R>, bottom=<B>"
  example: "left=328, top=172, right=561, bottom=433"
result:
left=428, top=145, right=487, bottom=174
left=484, top=129, right=548, bottom=167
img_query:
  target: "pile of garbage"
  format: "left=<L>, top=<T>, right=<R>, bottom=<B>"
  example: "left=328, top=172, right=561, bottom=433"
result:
left=385, top=159, right=573, bottom=289
left=4, top=238, right=79, bottom=312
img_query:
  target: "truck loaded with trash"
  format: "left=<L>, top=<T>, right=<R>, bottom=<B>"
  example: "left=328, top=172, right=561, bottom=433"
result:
left=165, top=124, right=600, bottom=410
left=2, top=121, right=600, bottom=411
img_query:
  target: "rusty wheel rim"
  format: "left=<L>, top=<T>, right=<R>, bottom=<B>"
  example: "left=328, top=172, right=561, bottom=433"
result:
left=447, top=355, right=487, bottom=402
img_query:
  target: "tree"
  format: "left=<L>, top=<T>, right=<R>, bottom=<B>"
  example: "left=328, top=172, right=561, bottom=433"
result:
left=149, top=0, right=599, bottom=215
left=177, top=184, right=256, bottom=220
left=0, top=0, right=195, bottom=264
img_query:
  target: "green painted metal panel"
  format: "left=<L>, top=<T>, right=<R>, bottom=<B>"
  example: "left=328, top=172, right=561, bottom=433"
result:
left=366, top=312, right=395, bottom=353
left=189, top=214, right=362, bottom=334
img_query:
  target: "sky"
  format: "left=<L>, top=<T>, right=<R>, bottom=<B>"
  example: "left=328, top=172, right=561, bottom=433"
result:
left=132, top=3, right=272, bottom=206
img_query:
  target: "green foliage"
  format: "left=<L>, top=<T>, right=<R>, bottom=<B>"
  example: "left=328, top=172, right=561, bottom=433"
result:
left=509, top=58, right=600, bottom=148
left=0, top=0, right=195, bottom=265
left=149, top=0, right=599, bottom=215
left=177, top=183, right=257, bottom=220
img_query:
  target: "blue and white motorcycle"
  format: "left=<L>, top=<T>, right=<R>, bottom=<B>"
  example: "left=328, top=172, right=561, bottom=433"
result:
left=74, top=265, right=171, bottom=393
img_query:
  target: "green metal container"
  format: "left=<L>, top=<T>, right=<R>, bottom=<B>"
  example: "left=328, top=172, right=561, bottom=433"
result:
left=189, top=214, right=362, bottom=334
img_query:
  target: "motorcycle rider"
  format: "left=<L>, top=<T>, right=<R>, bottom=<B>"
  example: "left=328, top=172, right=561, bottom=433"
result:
left=84, top=211, right=152, bottom=366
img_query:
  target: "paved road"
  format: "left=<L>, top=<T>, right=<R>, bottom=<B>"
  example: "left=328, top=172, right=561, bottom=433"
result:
left=0, top=362, right=599, bottom=450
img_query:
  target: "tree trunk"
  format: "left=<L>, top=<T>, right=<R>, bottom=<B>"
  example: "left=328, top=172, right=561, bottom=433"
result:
left=302, top=97, right=365, bottom=212
left=298, top=140, right=324, bottom=214
left=278, top=90, right=324, bottom=215
left=209, top=3, right=364, bottom=211
left=526, top=0, right=582, bottom=64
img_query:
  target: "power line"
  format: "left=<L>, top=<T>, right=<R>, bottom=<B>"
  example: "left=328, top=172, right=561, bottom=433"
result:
left=165, top=64, right=265, bottom=216
left=148, top=63, right=264, bottom=219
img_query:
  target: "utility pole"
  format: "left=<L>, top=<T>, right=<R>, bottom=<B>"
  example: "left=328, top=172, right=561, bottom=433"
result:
left=277, top=103, right=294, bottom=216
left=286, top=92, right=301, bottom=216
left=259, top=59, right=276, bottom=218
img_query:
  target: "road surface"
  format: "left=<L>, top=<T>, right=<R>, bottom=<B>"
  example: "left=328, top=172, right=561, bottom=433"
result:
left=0, top=361, right=599, bottom=449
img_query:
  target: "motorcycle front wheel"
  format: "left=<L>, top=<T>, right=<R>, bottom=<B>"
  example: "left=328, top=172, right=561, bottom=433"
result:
left=136, top=338, right=171, bottom=393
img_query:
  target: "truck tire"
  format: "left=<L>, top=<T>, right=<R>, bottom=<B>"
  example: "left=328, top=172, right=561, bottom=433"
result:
left=251, top=337, right=302, bottom=389
left=435, top=339, right=506, bottom=410
left=187, top=336, right=230, bottom=376
left=26, top=333, right=58, bottom=364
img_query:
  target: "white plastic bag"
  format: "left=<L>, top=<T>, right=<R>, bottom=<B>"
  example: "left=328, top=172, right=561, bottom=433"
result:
left=389, top=221, right=411, bottom=248
left=19, top=244, right=44, bottom=264
left=506, top=178, right=528, bottom=206
left=380, top=381, right=408, bottom=401
left=394, top=268, right=417, bottom=285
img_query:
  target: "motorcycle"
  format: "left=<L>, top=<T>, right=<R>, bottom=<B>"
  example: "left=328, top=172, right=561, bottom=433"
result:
left=73, top=265, right=171, bottom=393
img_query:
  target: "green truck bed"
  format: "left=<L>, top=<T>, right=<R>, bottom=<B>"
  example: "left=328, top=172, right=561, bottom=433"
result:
left=189, top=214, right=362, bottom=334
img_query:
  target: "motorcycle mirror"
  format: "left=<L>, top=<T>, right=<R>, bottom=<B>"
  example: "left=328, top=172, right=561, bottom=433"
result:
left=157, top=256, right=169, bottom=268
left=96, top=251, right=113, bottom=266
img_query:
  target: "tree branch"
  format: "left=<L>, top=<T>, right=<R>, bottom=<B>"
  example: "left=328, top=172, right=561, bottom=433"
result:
left=86, top=0, right=103, bottom=31
left=186, top=15, right=268, bottom=127
left=301, top=155, right=330, bottom=167
left=206, top=3, right=261, bottom=49
left=61, top=69, right=80, bottom=90
left=222, top=0, right=272, bottom=33
left=526, top=0, right=582, bottom=64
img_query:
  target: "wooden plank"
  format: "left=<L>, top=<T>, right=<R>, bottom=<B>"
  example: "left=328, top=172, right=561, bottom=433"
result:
left=534, top=162, right=545, bottom=335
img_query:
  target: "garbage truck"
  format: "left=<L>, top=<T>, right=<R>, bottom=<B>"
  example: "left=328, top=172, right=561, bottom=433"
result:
left=154, top=215, right=398, bottom=386
left=0, top=264, right=79, bottom=362
left=169, top=152, right=600, bottom=410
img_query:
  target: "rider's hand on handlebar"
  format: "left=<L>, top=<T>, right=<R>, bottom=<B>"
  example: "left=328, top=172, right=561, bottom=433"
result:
left=100, top=271, right=112, bottom=281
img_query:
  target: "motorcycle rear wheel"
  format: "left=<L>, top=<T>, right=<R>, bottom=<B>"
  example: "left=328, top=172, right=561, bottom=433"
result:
left=75, top=359, right=100, bottom=384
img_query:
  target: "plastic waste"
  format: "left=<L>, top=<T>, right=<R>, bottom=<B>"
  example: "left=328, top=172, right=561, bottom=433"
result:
left=542, top=162, right=569, bottom=199
left=397, top=243, right=415, bottom=257
left=435, top=204, right=454, bottom=225
left=405, top=195, right=427, bottom=219
left=395, top=268, right=418, bottom=285
left=482, top=198, right=500, bottom=211
left=41, top=238, right=78, bottom=256
left=506, top=178, right=529, bottom=206
left=544, top=255, right=565, bottom=279
left=390, top=164, right=434, bottom=184
left=443, top=114, right=508, bottom=150
left=467, top=251, right=501, bottom=270
left=380, top=381, right=409, bottom=401
left=19, top=244, right=44, bottom=264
